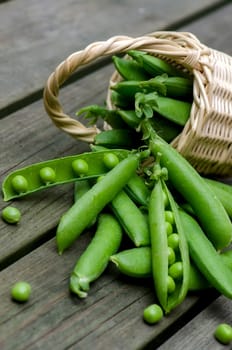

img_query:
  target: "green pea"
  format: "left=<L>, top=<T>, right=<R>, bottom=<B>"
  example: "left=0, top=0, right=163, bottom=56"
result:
left=39, top=166, right=56, bottom=184
left=11, top=281, right=31, bottom=303
left=165, top=210, right=175, bottom=224
left=165, top=221, right=173, bottom=236
left=163, top=191, right=169, bottom=208
left=167, top=275, right=176, bottom=294
left=143, top=304, right=163, bottom=324
left=11, top=175, right=28, bottom=194
left=103, top=153, right=119, bottom=169
left=168, top=261, right=183, bottom=281
left=168, top=233, right=180, bottom=250
left=72, top=159, right=89, bottom=176
left=1, top=206, right=21, bottom=224
left=168, top=247, right=176, bottom=266
left=214, top=323, right=232, bottom=345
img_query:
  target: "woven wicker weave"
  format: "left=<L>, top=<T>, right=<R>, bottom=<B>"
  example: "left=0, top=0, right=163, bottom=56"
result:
left=43, top=31, right=232, bottom=176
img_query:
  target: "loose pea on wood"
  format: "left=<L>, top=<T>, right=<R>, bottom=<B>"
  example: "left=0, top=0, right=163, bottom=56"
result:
left=1, top=206, right=21, bottom=224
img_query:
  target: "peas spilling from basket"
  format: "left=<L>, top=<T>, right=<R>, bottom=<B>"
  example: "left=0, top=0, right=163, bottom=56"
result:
left=2, top=51, right=232, bottom=330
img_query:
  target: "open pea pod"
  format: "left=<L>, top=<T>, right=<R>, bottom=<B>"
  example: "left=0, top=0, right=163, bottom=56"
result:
left=148, top=165, right=190, bottom=314
left=2, top=149, right=130, bottom=201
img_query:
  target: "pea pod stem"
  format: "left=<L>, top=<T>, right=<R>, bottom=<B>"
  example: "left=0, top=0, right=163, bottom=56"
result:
left=179, top=209, right=232, bottom=299
left=56, top=153, right=139, bottom=254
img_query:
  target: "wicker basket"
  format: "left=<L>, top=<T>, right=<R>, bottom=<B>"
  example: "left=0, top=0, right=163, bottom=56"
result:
left=43, top=31, right=232, bottom=177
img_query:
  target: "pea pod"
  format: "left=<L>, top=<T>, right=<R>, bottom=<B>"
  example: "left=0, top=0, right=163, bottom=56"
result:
left=110, top=190, right=150, bottom=247
left=73, top=179, right=91, bottom=202
left=111, top=76, right=193, bottom=101
left=110, top=247, right=210, bottom=291
left=117, top=109, right=182, bottom=143
left=93, top=129, right=140, bottom=149
left=203, top=178, right=232, bottom=219
left=153, top=75, right=193, bottom=100
left=117, top=110, right=141, bottom=129
left=110, top=90, right=132, bottom=109
left=124, top=173, right=150, bottom=207
left=111, top=79, right=166, bottom=100
left=127, top=50, right=189, bottom=78
left=179, top=209, right=232, bottom=299
left=70, top=213, right=123, bottom=298
left=112, top=55, right=150, bottom=81
left=148, top=165, right=189, bottom=313
left=145, top=124, right=232, bottom=250
left=135, top=92, right=191, bottom=126
left=2, top=149, right=129, bottom=201
left=56, top=153, right=139, bottom=254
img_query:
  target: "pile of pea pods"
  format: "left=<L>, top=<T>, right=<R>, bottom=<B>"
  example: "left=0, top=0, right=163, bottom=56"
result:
left=2, top=51, right=232, bottom=319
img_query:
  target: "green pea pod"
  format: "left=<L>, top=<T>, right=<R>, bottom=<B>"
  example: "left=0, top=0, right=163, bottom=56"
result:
left=70, top=213, right=123, bottom=298
left=110, top=247, right=210, bottom=291
left=110, top=190, right=150, bottom=247
left=148, top=132, right=232, bottom=250
left=135, top=92, right=191, bottom=126
left=93, top=129, right=140, bottom=149
left=117, top=109, right=182, bottom=143
left=153, top=75, right=193, bottom=100
left=111, top=79, right=166, bottom=100
left=124, top=173, right=150, bottom=207
left=127, top=50, right=189, bottom=78
left=117, top=110, right=141, bottom=128
left=149, top=171, right=190, bottom=313
left=179, top=209, right=232, bottom=299
left=203, top=178, right=232, bottom=219
left=73, top=180, right=91, bottom=203
left=111, top=76, right=193, bottom=101
left=2, top=149, right=130, bottom=201
left=56, top=153, right=139, bottom=254
left=110, top=90, right=133, bottom=109
left=150, top=116, right=182, bottom=143
left=112, top=55, right=150, bottom=81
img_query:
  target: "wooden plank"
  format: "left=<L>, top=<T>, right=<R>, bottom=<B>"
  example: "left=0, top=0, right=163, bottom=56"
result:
left=178, top=1, right=232, bottom=55
left=0, top=234, right=218, bottom=350
left=0, top=0, right=229, bottom=114
left=158, top=295, right=232, bottom=350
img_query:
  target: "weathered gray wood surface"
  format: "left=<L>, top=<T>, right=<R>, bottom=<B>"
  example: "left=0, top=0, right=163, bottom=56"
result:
left=0, top=232, right=218, bottom=350
left=0, top=0, right=230, bottom=115
left=158, top=295, right=232, bottom=350
left=0, top=1, right=232, bottom=349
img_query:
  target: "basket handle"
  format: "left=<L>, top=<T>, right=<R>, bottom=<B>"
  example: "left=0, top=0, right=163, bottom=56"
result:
left=43, top=31, right=209, bottom=142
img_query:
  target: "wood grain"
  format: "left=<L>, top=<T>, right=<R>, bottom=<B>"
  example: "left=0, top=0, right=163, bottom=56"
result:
left=0, top=0, right=229, bottom=114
